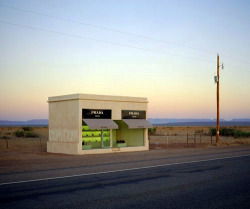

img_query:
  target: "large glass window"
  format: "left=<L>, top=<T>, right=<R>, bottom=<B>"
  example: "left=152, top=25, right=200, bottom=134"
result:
left=82, top=122, right=110, bottom=150
left=114, top=120, right=144, bottom=147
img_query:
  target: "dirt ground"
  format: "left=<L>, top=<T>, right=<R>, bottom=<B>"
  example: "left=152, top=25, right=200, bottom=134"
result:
left=0, top=126, right=249, bottom=174
left=154, top=125, right=250, bottom=135
left=149, top=125, right=250, bottom=148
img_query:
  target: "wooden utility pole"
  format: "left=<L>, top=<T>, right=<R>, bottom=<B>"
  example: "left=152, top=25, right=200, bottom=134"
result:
left=216, top=54, right=220, bottom=143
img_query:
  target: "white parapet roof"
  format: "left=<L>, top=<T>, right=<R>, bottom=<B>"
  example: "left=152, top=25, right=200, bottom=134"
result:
left=48, top=93, right=148, bottom=103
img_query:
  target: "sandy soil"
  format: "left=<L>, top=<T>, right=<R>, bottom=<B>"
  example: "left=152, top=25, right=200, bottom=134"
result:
left=0, top=126, right=249, bottom=174
left=154, top=125, right=250, bottom=135
left=150, top=126, right=250, bottom=148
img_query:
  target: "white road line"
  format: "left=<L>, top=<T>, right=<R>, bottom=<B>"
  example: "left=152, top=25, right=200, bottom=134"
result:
left=0, top=154, right=249, bottom=186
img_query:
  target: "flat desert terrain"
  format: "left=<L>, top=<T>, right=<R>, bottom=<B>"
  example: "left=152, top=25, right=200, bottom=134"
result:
left=0, top=126, right=249, bottom=174
left=150, top=126, right=250, bottom=148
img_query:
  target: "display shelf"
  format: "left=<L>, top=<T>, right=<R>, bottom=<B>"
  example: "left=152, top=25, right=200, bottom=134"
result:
left=82, top=145, right=92, bottom=150
left=82, top=125, right=111, bottom=148
left=82, top=135, right=110, bottom=137
left=82, top=125, right=109, bottom=132
left=82, top=131, right=110, bottom=136
left=82, top=139, right=110, bottom=142
left=82, top=137, right=110, bottom=142
left=83, top=130, right=108, bottom=131
left=117, top=143, right=127, bottom=147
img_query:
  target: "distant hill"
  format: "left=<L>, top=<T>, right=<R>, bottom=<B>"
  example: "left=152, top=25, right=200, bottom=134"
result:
left=231, top=118, right=250, bottom=122
left=0, top=118, right=250, bottom=127
left=148, top=118, right=250, bottom=126
left=153, top=121, right=250, bottom=127
left=25, top=119, right=49, bottom=124
left=148, top=118, right=225, bottom=124
left=0, top=119, right=48, bottom=126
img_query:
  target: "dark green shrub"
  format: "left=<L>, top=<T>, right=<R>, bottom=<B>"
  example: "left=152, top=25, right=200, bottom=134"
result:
left=14, top=130, right=25, bottom=137
left=212, top=127, right=250, bottom=138
left=148, top=128, right=153, bottom=134
left=210, top=128, right=216, bottom=136
left=25, top=131, right=39, bottom=138
left=22, top=127, right=33, bottom=131
left=241, top=132, right=248, bottom=138
left=220, top=128, right=234, bottom=136
left=148, top=127, right=157, bottom=135
left=1, top=136, right=10, bottom=139
left=233, top=130, right=250, bottom=138
left=234, top=130, right=242, bottom=138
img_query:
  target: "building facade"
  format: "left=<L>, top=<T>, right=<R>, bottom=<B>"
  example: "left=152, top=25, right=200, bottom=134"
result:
left=47, top=94, right=152, bottom=155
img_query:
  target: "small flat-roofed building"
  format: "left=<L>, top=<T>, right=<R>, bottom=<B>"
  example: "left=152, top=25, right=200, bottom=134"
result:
left=47, top=93, right=153, bottom=155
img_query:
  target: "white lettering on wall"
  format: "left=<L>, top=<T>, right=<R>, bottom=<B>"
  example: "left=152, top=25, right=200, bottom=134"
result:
left=91, top=110, right=104, bottom=115
left=129, top=112, right=139, bottom=116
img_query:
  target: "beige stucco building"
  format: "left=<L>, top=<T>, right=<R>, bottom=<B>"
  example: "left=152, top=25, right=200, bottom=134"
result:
left=47, top=94, right=153, bottom=155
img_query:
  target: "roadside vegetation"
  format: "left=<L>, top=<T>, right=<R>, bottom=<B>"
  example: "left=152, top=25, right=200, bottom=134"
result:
left=1, top=126, right=249, bottom=150
left=0, top=127, right=48, bottom=149
left=148, top=127, right=157, bottom=135
left=210, top=127, right=250, bottom=138
left=14, top=127, right=39, bottom=138
left=22, top=127, right=33, bottom=131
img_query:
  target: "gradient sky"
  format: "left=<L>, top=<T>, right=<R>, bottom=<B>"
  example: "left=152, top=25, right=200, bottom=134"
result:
left=0, top=0, right=250, bottom=120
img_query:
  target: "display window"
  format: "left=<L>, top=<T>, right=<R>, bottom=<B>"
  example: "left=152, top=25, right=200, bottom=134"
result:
left=48, top=94, right=152, bottom=155
left=81, top=108, right=151, bottom=150
left=82, top=123, right=110, bottom=149
left=113, top=121, right=144, bottom=147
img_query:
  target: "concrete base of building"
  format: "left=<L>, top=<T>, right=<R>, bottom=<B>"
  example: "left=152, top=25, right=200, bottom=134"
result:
left=79, top=146, right=149, bottom=155
left=47, top=141, right=148, bottom=155
left=47, top=141, right=79, bottom=155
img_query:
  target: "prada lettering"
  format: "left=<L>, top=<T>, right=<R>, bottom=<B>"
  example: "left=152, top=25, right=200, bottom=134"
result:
left=82, top=109, right=111, bottom=119
left=122, top=110, right=146, bottom=119
left=129, top=112, right=139, bottom=116
left=91, top=110, right=104, bottom=115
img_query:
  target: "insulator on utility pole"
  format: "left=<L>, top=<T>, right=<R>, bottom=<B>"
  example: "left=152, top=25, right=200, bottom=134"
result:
left=214, top=76, right=218, bottom=83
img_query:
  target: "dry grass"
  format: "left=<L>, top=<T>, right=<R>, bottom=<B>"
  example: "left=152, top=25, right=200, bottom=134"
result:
left=0, top=126, right=249, bottom=151
left=0, top=127, right=48, bottom=149
left=0, top=126, right=249, bottom=174
left=155, top=125, right=250, bottom=135
left=149, top=126, right=250, bottom=149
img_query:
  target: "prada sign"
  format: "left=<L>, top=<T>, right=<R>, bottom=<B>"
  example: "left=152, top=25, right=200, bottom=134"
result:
left=122, top=110, right=146, bottom=119
left=82, top=109, right=111, bottom=119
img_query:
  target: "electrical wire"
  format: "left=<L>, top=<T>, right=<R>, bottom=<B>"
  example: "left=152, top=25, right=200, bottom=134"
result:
left=220, top=54, right=250, bottom=65
left=226, top=64, right=250, bottom=73
left=0, top=20, right=216, bottom=64
left=1, top=4, right=249, bottom=67
left=0, top=4, right=216, bottom=54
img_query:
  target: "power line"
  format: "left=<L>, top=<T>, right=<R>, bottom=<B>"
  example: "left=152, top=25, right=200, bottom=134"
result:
left=1, top=21, right=250, bottom=73
left=0, top=20, right=216, bottom=64
left=226, top=64, right=250, bottom=73
left=0, top=4, right=216, bottom=54
left=2, top=4, right=249, bottom=67
left=220, top=54, right=250, bottom=66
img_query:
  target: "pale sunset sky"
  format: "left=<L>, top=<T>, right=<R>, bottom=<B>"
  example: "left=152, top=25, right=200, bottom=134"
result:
left=0, top=0, right=250, bottom=120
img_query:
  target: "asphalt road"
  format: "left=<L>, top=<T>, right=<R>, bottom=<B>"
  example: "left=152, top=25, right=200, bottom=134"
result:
left=0, top=150, right=249, bottom=209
